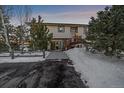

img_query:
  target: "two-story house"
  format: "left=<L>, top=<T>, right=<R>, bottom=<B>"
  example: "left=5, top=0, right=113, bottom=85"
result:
left=45, top=23, right=88, bottom=50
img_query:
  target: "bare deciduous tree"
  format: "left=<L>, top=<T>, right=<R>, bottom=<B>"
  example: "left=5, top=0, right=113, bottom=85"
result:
left=15, top=5, right=32, bottom=53
left=0, top=6, right=14, bottom=59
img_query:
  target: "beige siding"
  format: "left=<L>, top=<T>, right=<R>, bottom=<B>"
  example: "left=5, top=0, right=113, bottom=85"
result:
left=47, top=26, right=71, bottom=38
left=78, top=27, right=86, bottom=39
left=47, top=25, right=86, bottom=39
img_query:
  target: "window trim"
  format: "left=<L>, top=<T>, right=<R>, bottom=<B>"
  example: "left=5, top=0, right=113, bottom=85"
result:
left=58, top=25, right=65, bottom=32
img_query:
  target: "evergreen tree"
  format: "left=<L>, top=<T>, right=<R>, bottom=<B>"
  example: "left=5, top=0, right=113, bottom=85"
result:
left=30, top=16, right=53, bottom=58
left=86, top=5, right=124, bottom=57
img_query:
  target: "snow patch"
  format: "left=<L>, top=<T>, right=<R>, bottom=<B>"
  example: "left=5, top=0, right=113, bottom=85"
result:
left=65, top=48, right=124, bottom=88
left=0, top=52, right=50, bottom=63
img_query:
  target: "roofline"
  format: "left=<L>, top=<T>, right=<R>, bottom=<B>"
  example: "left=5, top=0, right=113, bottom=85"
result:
left=26, top=22, right=88, bottom=27
left=44, top=22, right=88, bottom=26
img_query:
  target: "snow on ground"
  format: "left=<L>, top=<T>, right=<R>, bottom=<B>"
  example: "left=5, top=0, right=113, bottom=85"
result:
left=0, top=52, right=50, bottom=63
left=0, top=51, right=48, bottom=56
left=65, top=48, right=124, bottom=88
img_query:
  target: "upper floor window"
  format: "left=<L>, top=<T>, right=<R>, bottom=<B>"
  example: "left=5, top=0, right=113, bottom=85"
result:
left=70, top=27, right=78, bottom=33
left=58, top=25, right=65, bottom=32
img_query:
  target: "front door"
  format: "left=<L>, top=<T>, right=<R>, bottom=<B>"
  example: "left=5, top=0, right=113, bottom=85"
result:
left=51, top=40, right=65, bottom=50
left=55, top=40, right=65, bottom=50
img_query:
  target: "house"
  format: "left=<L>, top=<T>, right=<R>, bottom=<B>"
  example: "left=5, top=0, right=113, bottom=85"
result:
left=45, top=23, right=88, bottom=50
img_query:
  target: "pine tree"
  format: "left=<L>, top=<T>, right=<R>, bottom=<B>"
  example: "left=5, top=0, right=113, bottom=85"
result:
left=86, top=5, right=124, bottom=58
left=30, top=16, right=53, bottom=58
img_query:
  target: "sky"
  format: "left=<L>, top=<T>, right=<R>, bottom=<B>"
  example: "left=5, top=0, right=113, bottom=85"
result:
left=11, top=5, right=109, bottom=25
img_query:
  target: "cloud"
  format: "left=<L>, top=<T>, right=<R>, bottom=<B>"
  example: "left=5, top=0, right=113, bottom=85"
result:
left=32, top=11, right=97, bottom=24
left=49, top=11, right=96, bottom=18
left=10, top=11, right=97, bottom=26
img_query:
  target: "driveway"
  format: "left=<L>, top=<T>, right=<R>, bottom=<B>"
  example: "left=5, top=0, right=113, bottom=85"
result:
left=0, top=55, right=87, bottom=88
left=46, top=51, right=69, bottom=61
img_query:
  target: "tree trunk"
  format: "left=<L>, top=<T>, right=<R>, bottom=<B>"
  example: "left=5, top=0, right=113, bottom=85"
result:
left=104, top=47, right=109, bottom=56
left=43, top=49, right=45, bottom=58
left=105, top=47, right=112, bottom=56
left=20, top=25, right=24, bottom=54
left=0, top=8, right=14, bottom=59
left=85, top=44, right=89, bottom=52
left=11, top=49, right=14, bottom=59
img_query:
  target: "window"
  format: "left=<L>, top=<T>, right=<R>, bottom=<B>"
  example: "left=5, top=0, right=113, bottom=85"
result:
left=58, top=25, right=65, bottom=32
left=70, top=27, right=78, bottom=33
